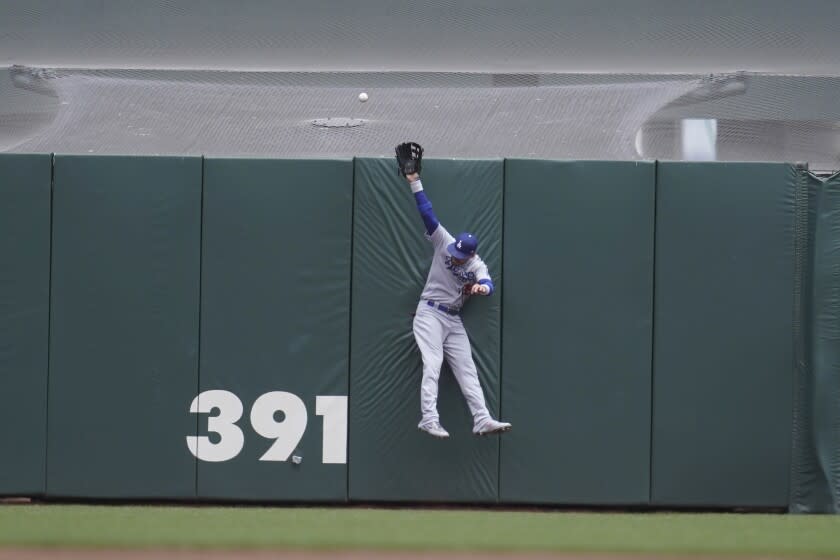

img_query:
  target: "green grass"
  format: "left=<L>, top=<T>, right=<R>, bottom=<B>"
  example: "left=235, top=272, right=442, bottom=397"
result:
left=1, top=505, right=839, bottom=556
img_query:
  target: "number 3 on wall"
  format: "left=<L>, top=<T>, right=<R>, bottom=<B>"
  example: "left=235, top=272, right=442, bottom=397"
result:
left=186, top=390, right=347, bottom=464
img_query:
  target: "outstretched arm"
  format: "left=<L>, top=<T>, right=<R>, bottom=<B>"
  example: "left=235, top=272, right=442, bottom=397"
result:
left=406, top=172, right=439, bottom=235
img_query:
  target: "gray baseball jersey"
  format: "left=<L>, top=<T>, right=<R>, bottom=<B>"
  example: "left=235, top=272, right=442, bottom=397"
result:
left=419, top=225, right=491, bottom=310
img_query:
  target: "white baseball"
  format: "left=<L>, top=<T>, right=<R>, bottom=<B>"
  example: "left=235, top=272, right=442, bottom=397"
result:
left=358, top=92, right=369, bottom=102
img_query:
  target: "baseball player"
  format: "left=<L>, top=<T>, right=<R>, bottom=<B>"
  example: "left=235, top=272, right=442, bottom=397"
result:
left=395, top=142, right=512, bottom=439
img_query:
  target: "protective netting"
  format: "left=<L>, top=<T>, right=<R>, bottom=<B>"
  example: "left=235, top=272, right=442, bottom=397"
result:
left=1, top=0, right=839, bottom=169
left=3, top=67, right=839, bottom=170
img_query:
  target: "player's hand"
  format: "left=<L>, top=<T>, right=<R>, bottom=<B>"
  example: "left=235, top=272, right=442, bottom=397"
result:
left=471, top=284, right=489, bottom=296
left=405, top=172, right=419, bottom=182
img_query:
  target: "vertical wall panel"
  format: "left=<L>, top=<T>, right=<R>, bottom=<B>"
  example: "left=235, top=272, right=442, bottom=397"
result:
left=500, top=160, right=654, bottom=505
left=652, top=162, right=796, bottom=507
left=0, top=154, right=51, bottom=495
left=197, top=158, right=352, bottom=501
left=349, top=158, right=503, bottom=502
left=47, top=155, right=201, bottom=498
left=790, top=171, right=840, bottom=513
left=808, top=172, right=840, bottom=513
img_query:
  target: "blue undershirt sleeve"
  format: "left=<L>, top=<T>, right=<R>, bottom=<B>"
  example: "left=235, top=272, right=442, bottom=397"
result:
left=414, top=190, right=439, bottom=236
left=478, top=278, right=495, bottom=295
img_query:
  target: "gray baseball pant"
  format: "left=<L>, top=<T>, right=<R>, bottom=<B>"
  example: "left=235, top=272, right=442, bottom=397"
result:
left=412, top=301, right=492, bottom=426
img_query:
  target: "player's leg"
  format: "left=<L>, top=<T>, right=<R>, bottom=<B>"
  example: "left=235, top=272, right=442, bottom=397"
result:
left=442, top=322, right=491, bottom=424
left=443, top=320, right=512, bottom=435
left=412, top=306, right=448, bottom=437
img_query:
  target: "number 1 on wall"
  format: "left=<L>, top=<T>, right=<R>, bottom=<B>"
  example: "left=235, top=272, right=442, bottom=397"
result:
left=316, top=395, right=348, bottom=464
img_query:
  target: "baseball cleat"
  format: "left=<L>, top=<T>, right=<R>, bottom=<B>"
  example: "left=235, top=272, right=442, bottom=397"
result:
left=418, top=421, right=450, bottom=439
left=473, top=419, right=512, bottom=436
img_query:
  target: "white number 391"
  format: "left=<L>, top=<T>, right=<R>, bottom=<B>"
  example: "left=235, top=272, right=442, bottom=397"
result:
left=186, top=390, right=347, bottom=464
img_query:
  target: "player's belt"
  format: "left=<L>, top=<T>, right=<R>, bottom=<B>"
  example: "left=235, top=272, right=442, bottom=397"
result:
left=425, top=300, right=460, bottom=316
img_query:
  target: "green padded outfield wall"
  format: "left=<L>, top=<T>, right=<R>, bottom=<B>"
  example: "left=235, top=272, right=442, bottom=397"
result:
left=0, top=154, right=51, bottom=495
left=47, top=155, right=201, bottom=498
left=197, top=158, right=352, bottom=501
left=500, top=160, right=654, bottom=505
left=805, top=171, right=840, bottom=513
left=789, top=170, right=825, bottom=513
left=790, top=171, right=840, bottom=513
left=350, top=158, right=503, bottom=502
left=652, top=162, right=797, bottom=507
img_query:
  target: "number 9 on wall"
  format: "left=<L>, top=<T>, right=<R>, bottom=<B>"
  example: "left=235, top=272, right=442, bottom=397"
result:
left=186, top=390, right=348, bottom=464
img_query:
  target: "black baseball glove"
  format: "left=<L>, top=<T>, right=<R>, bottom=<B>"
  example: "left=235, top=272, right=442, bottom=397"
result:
left=395, top=142, right=423, bottom=177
